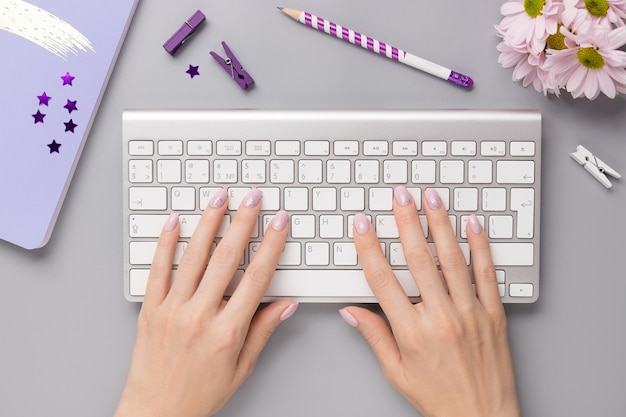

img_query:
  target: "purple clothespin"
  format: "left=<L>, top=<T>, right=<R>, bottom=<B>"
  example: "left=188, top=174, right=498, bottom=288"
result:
left=163, top=10, right=206, bottom=55
left=210, top=41, right=255, bottom=90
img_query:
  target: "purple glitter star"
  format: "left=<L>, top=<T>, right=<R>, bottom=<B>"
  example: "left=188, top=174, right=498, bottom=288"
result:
left=61, top=72, right=75, bottom=86
left=186, top=65, right=200, bottom=78
left=32, top=110, right=46, bottom=124
left=64, top=119, right=78, bottom=133
left=64, top=99, right=78, bottom=113
left=37, top=92, right=52, bottom=106
left=47, top=140, right=61, bottom=153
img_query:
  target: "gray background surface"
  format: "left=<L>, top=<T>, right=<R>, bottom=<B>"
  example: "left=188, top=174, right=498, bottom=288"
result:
left=1, top=1, right=625, bottom=416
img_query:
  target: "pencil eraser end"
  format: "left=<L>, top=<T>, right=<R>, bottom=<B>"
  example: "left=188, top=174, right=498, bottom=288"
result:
left=448, top=71, right=474, bottom=88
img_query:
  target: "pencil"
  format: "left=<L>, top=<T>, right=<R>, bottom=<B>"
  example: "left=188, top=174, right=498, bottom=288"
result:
left=278, top=7, right=473, bottom=88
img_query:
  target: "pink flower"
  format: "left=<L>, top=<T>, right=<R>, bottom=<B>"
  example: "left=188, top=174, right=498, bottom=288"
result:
left=561, top=0, right=626, bottom=32
left=496, top=39, right=560, bottom=95
left=496, top=0, right=562, bottom=54
left=543, top=26, right=626, bottom=98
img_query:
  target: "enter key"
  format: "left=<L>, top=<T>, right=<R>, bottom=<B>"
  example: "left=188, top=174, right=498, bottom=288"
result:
left=511, top=188, right=535, bottom=239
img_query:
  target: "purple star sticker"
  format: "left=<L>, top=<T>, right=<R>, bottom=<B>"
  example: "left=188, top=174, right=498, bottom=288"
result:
left=64, top=119, right=78, bottom=133
left=186, top=65, right=200, bottom=78
left=37, top=92, right=52, bottom=106
left=61, top=72, right=75, bottom=86
left=64, top=99, right=78, bottom=113
left=32, top=110, right=46, bottom=124
left=47, top=140, right=61, bottom=153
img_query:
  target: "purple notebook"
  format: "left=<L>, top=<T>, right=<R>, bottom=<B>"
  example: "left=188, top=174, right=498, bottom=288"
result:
left=0, top=0, right=138, bottom=249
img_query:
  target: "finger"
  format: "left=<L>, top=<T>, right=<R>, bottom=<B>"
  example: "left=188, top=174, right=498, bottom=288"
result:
left=143, top=212, right=180, bottom=309
left=466, top=215, right=504, bottom=314
left=223, top=211, right=289, bottom=320
left=339, top=307, right=402, bottom=382
left=167, top=188, right=229, bottom=304
left=393, top=186, right=449, bottom=305
left=234, top=301, right=299, bottom=384
left=195, top=188, right=263, bottom=307
left=423, top=188, right=474, bottom=306
left=352, top=213, right=415, bottom=323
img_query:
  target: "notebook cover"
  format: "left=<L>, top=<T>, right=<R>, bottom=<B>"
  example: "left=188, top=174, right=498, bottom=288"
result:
left=0, top=0, right=138, bottom=249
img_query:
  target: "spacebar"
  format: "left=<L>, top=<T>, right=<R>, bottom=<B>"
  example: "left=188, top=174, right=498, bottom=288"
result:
left=228, top=269, right=421, bottom=298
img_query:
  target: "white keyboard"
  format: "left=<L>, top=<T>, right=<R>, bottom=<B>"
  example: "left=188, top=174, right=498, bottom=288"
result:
left=123, top=110, right=541, bottom=303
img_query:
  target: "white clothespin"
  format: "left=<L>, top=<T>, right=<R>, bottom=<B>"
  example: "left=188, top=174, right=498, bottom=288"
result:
left=570, top=145, right=621, bottom=189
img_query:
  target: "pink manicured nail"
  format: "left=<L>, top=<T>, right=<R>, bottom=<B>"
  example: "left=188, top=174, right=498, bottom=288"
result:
left=272, top=210, right=289, bottom=231
left=353, top=213, right=370, bottom=235
left=243, top=188, right=262, bottom=208
left=339, top=309, right=358, bottom=327
left=468, top=214, right=483, bottom=235
left=425, top=188, right=442, bottom=210
left=209, top=188, right=228, bottom=208
left=280, top=303, right=299, bottom=321
left=164, top=212, right=179, bottom=232
left=394, top=185, right=412, bottom=206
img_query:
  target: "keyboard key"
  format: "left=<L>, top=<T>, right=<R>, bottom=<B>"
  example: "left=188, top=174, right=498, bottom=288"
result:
left=216, top=140, right=242, bottom=156
left=157, top=160, right=181, bottom=183
left=298, top=160, right=323, bottom=183
left=496, top=161, right=535, bottom=184
left=291, top=215, right=316, bottom=238
left=482, top=188, right=507, bottom=211
left=320, top=215, right=344, bottom=238
left=284, top=187, right=308, bottom=210
left=312, top=188, right=337, bottom=211
left=509, top=283, right=534, bottom=297
left=375, top=215, right=399, bottom=238
left=327, top=160, right=351, bottom=183
left=392, top=140, right=418, bottom=156
left=333, top=242, right=358, bottom=266
left=275, top=141, right=301, bottom=156
left=242, top=160, right=266, bottom=184
left=340, top=188, right=365, bottom=211
left=453, top=188, right=478, bottom=211
left=258, top=187, right=280, bottom=210
left=213, top=160, right=238, bottom=183
left=246, top=140, right=271, bottom=156
left=130, top=241, right=186, bottom=265
left=334, top=141, right=359, bottom=156
left=490, top=243, right=534, bottom=266
left=355, top=160, right=379, bottom=184
left=488, top=215, right=514, bottom=239
left=440, top=160, right=464, bottom=184
left=129, top=160, right=153, bottom=183
left=278, top=242, right=302, bottom=265
left=510, top=141, right=535, bottom=156
left=411, top=160, right=436, bottom=184
left=185, top=160, right=210, bottom=183
left=158, top=140, right=183, bottom=155
left=129, top=140, right=154, bottom=156
left=481, top=141, right=506, bottom=156
left=369, top=187, right=393, bottom=211
left=304, top=140, right=330, bottom=156
left=422, top=141, right=447, bottom=156
left=451, top=141, right=476, bottom=156
left=510, top=188, right=535, bottom=238
left=363, top=141, right=388, bottom=156
left=129, top=187, right=167, bottom=210
left=305, top=242, right=330, bottom=266
left=188, top=141, right=212, bottom=156
left=171, top=187, right=196, bottom=211
left=129, top=214, right=169, bottom=237
left=270, top=160, right=294, bottom=183
left=383, top=160, right=408, bottom=183
left=468, top=160, right=492, bottom=184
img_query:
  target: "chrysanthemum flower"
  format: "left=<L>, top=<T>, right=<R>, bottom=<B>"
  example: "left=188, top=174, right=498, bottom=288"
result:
left=561, top=0, right=626, bottom=32
left=543, top=25, right=626, bottom=98
left=496, top=0, right=562, bottom=54
left=496, top=39, right=560, bottom=95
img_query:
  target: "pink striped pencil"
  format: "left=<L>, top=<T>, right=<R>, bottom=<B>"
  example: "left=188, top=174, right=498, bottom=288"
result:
left=278, top=7, right=473, bottom=88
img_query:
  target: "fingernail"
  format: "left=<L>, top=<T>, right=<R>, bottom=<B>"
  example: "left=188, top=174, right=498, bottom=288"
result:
left=425, top=188, right=442, bottom=210
left=164, top=212, right=179, bottom=232
left=280, top=303, right=299, bottom=321
left=394, top=185, right=412, bottom=206
left=209, top=188, right=228, bottom=208
left=271, top=210, right=289, bottom=231
left=339, top=309, right=358, bottom=327
left=468, top=214, right=483, bottom=235
left=353, top=213, right=370, bottom=235
left=243, top=188, right=262, bottom=208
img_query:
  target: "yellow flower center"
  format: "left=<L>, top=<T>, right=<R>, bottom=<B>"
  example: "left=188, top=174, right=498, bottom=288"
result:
left=585, top=0, right=609, bottom=17
left=577, top=47, right=605, bottom=69
left=546, top=25, right=567, bottom=50
left=524, top=0, right=545, bottom=18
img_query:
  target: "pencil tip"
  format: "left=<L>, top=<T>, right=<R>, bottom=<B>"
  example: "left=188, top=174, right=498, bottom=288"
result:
left=276, top=6, right=284, bottom=11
